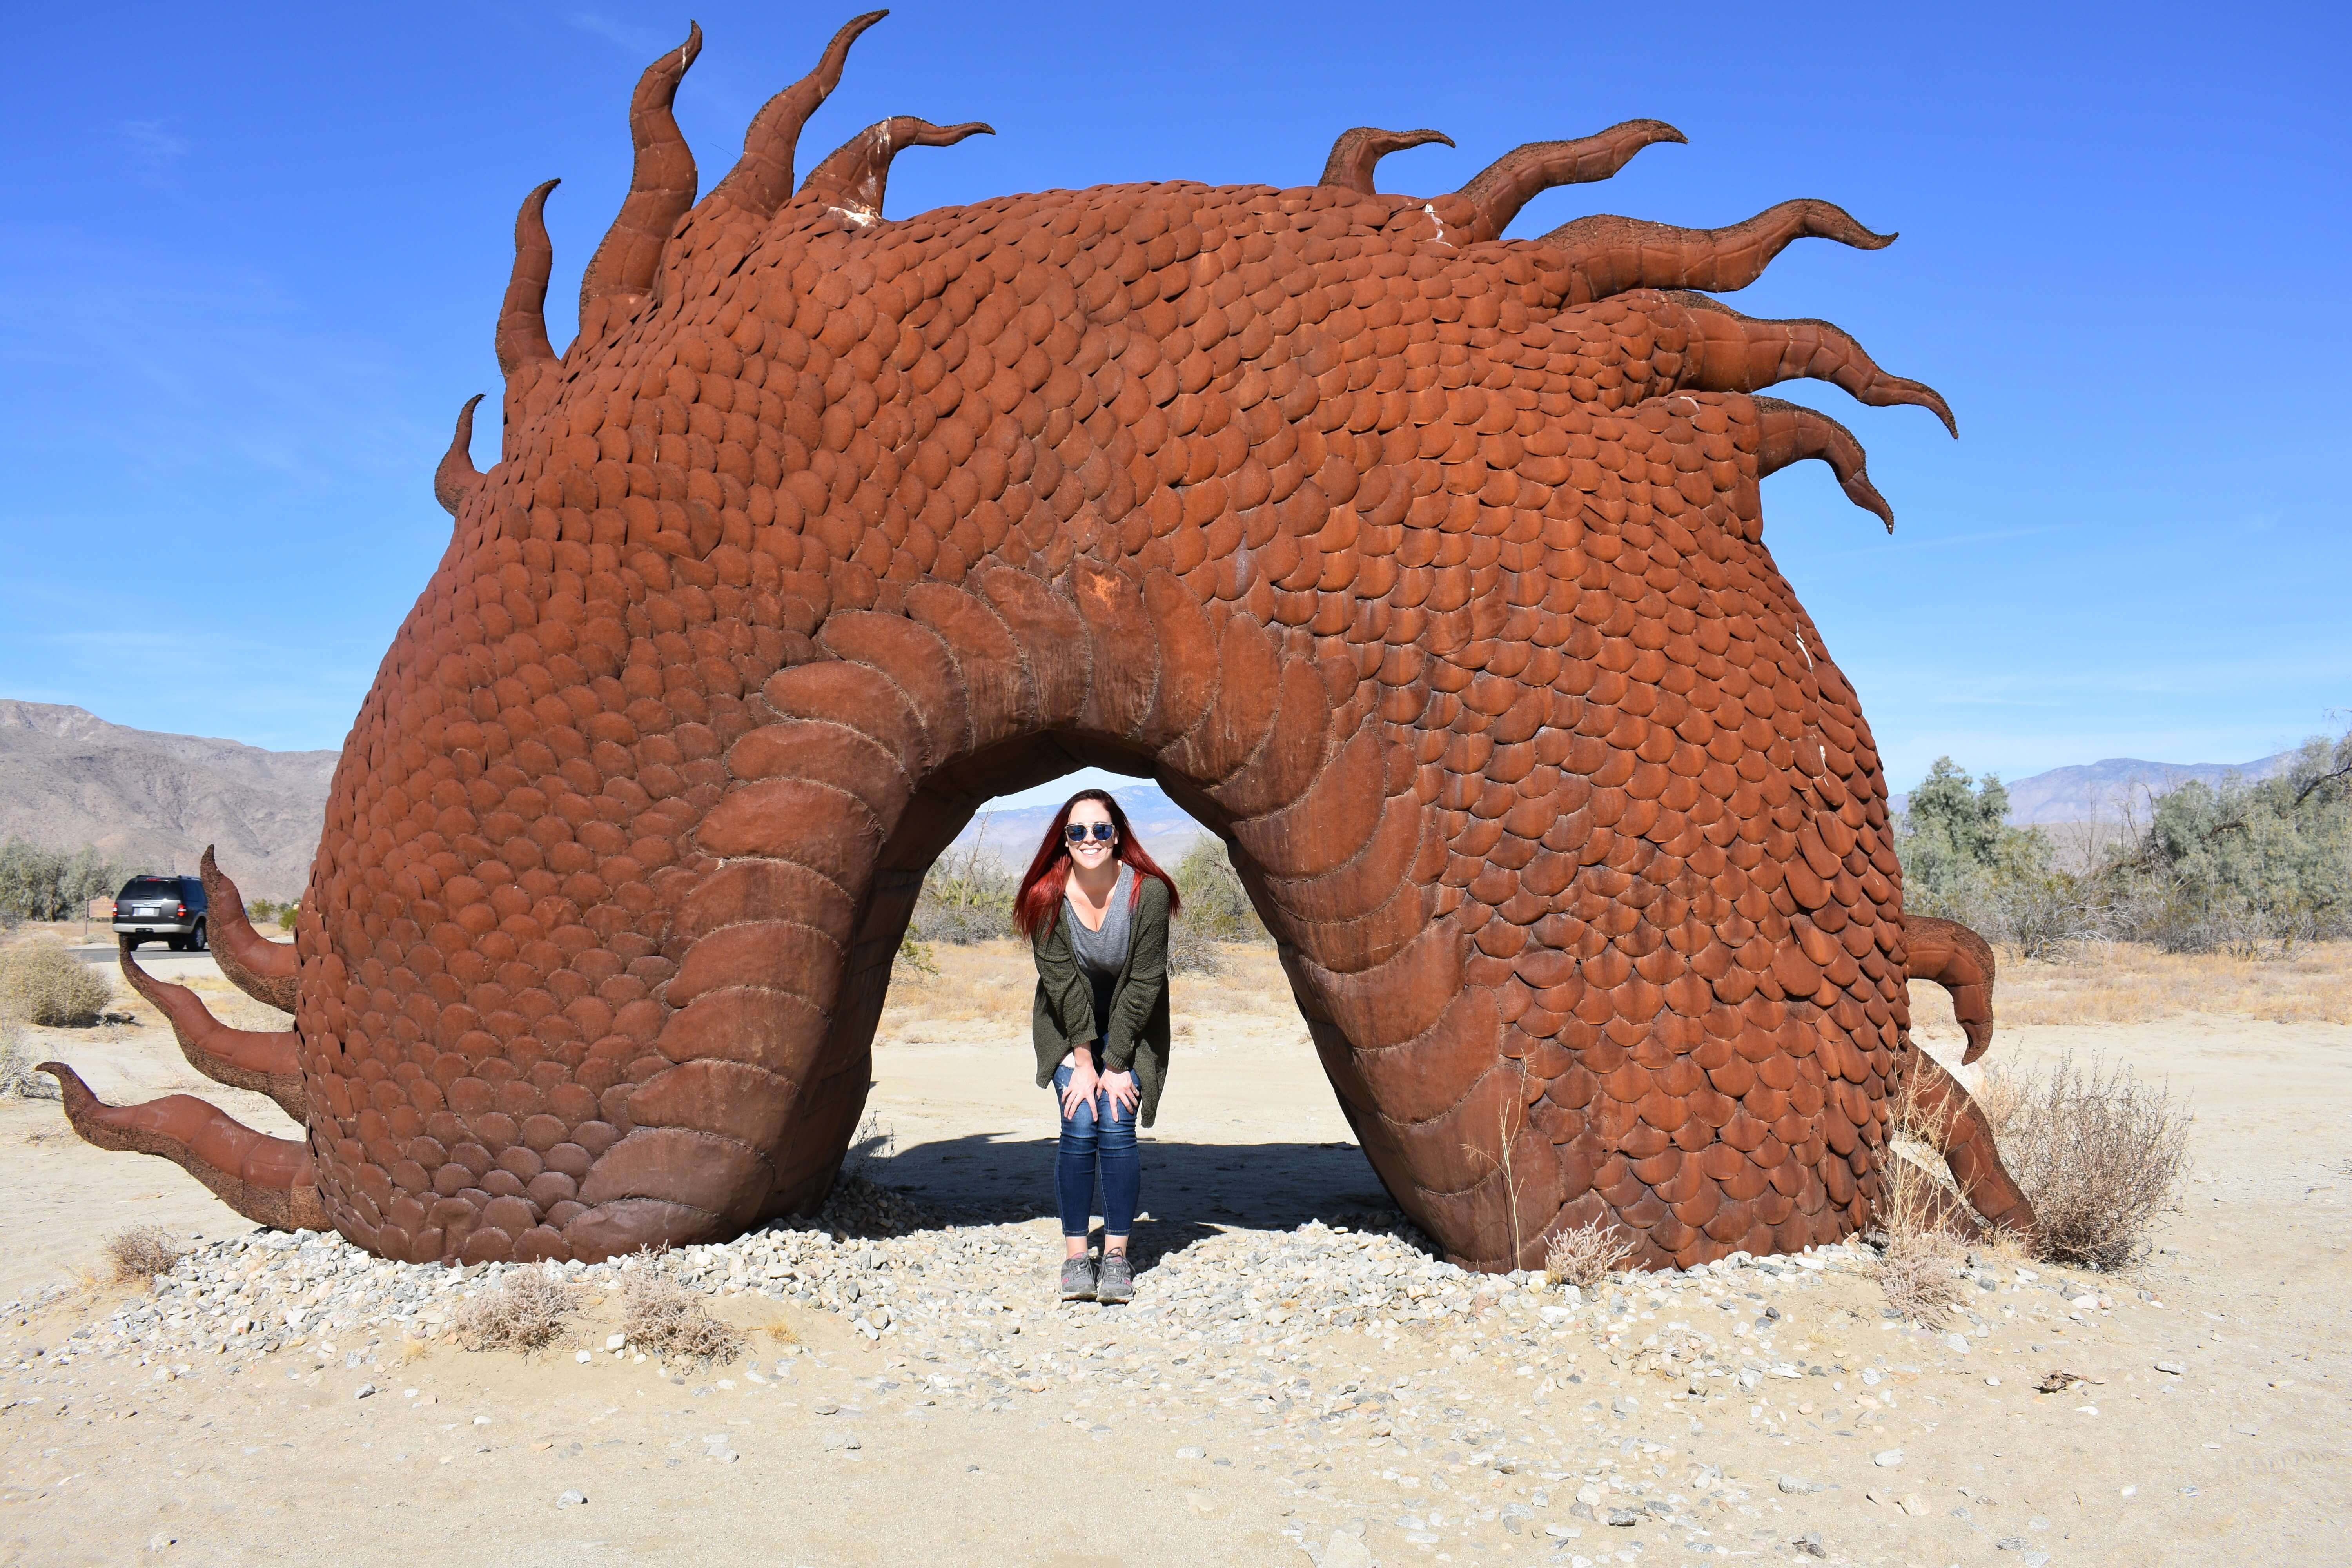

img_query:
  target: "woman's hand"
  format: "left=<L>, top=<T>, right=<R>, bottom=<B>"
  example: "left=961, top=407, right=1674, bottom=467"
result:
left=1059, top=1054, right=1102, bottom=1119
left=1100, top=1068, right=1139, bottom=1115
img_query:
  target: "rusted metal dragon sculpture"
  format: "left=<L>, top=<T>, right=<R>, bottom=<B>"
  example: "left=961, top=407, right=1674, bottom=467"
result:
left=45, top=13, right=2031, bottom=1270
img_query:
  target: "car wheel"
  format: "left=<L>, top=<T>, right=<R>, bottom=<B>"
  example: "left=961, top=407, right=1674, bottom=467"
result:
left=192, top=919, right=208, bottom=953
left=167, top=935, right=189, bottom=952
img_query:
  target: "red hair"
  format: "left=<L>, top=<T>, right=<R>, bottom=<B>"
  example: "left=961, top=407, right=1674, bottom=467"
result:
left=1011, top=788, right=1181, bottom=939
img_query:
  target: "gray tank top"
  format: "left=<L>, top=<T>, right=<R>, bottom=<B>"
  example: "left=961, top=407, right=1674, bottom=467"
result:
left=1065, top=864, right=1134, bottom=1042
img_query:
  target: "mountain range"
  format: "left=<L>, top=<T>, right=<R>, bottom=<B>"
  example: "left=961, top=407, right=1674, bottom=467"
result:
left=0, top=701, right=338, bottom=900
left=0, top=697, right=2304, bottom=889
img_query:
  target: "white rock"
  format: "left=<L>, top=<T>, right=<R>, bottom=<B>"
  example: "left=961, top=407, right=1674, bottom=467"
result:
left=1321, top=1534, right=1374, bottom=1568
left=555, top=1490, right=586, bottom=1508
left=1873, top=1449, right=1903, bottom=1467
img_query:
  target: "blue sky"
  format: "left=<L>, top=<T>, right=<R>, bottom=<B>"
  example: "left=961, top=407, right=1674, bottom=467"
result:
left=3, top=1, right=2344, bottom=796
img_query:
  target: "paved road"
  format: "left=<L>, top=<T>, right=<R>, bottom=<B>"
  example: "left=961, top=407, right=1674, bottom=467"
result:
left=66, top=944, right=223, bottom=983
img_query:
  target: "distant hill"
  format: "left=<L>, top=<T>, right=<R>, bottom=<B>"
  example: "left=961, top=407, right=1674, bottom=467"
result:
left=4, top=693, right=2303, bottom=894
left=947, top=780, right=1209, bottom=867
left=0, top=701, right=338, bottom=899
left=1890, top=751, right=2295, bottom=826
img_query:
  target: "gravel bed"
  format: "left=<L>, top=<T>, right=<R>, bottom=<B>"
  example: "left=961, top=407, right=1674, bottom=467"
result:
left=0, top=1180, right=2119, bottom=1563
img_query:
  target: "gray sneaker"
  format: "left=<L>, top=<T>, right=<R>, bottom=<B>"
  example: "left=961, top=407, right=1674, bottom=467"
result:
left=1059, top=1255, right=1096, bottom=1301
left=1096, top=1251, right=1134, bottom=1304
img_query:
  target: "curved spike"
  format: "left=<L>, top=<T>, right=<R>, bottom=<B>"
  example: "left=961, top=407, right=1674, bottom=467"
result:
left=432, top=394, right=486, bottom=518
left=1673, top=292, right=1958, bottom=439
left=196, top=847, right=299, bottom=1010
left=118, top=944, right=306, bottom=1120
left=1453, top=118, right=1684, bottom=245
left=577, top=23, right=705, bottom=345
left=704, top=11, right=889, bottom=225
left=1902, top=1050, right=2036, bottom=1239
left=1319, top=126, right=1454, bottom=195
left=1540, top=198, right=1895, bottom=305
left=494, top=178, right=560, bottom=377
left=39, top=1062, right=326, bottom=1232
left=1753, top=397, right=1895, bottom=531
left=798, top=117, right=993, bottom=220
left=1906, top=914, right=1997, bottom=1064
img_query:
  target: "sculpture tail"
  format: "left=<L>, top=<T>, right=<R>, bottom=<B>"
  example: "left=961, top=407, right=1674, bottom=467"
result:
left=39, top=1063, right=325, bottom=1232
left=197, top=846, right=300, bottom=1013
left=1906, top=914, right=1996, bottom=1063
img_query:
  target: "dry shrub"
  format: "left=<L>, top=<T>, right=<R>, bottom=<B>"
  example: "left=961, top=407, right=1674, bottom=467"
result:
left=1544, top=1218, right=1637, bottom=1289
left=455, top=1265, right=577, bottom=1352
left=0, top=943, right=110, bottom=1027
left=1973, top=1063, right=2024, bottom=1136
left=1873, top=1148, right=1967, bottom=1322
left=1993, top=1053, right=2190, bottom=1271
left=620, top=1273, right=743, bottom=1361
left=0, top=1020, right=60, bottom=1099
left=1869, top=1067, right=1971, bottom=1322
left=105, top=1223, right=183, bottom=1283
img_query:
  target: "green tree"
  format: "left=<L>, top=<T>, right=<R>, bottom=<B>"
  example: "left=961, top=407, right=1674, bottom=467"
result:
left=0, top=838, right=123, bottom=922
left=2121, top=728, right=2352, bottom=954
left=1895, top=759, right=2073, bottom=953
left=1898, top=758, right=2043, bottom=898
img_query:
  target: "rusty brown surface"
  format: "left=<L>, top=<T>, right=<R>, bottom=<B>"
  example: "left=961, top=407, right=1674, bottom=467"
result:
left=50, top=14, right=2030, bottom=1271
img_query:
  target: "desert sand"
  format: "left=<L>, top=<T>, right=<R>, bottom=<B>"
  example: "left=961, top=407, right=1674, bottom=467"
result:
left=0, top=938, right=2342, bottom=1566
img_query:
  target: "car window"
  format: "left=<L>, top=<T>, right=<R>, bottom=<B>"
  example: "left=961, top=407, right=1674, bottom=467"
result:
left=121, top=878, right=181, bottom=900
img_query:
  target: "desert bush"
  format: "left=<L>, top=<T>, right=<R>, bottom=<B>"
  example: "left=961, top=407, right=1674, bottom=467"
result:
left=0, top=942, right=111, bottom=1026
left=247, top=898, right=301, bottom=931
left=1896, top=758, right=2100, bottom=958
left=620, top=1273, right=743, bottom=1361
left=0, top=839, right=123, bottom=923
left=1864, top=1061, right=1976, bottom=1320
left=105, top=1224, right=184, bottom=1284
left=2077, top=726, right=2352, bottom=958
left=1543, top=1218, right=1637, bottom=1289
left=455, top=1265, right=577, bottom=1352
left=1169, top=837, right=1269, bottom=974
left=1871, top=1147, right=1968, bottom=1321
left=1875, top=1218, right=1965, bottom=1323
left=1994, top=1054, right=2191, bottom=1271
left=911, top=831, right=1019, bottom=945
left=0, top=1020, right=59, bottom=1099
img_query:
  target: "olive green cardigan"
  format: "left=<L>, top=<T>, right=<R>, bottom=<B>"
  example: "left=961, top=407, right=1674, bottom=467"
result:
left=1030, top=874, right=1173, bottom=1127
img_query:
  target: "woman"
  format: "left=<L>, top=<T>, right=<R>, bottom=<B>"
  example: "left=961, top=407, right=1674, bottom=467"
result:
left=1014, top=788, right=1180, bottom=1303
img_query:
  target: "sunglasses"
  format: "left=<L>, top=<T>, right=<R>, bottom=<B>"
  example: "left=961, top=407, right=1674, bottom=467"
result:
left=1063, top=822, right=1118, bottom=844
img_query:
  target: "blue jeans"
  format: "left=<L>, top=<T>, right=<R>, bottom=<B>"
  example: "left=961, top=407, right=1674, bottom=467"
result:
left=1053, top=1055, right=1139, bottom=1240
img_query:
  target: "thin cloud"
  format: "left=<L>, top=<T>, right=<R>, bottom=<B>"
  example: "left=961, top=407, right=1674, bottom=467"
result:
left=117, top=119, right=189, bottom=185
left=566, top=11, right=664, bottom=54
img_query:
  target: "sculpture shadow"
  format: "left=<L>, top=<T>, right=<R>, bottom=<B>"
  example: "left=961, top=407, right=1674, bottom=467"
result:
left=857, top=1130, right=1422, bottom=1270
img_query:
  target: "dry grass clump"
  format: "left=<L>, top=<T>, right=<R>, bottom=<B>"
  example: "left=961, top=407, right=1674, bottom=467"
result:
left=0, top=1020, right=60, bottom=1099
left=1868, top=1069, right=1973, bottom=1322
left=1873, top=1147, right=1969, bottom=1322
left=1543, top=1218, right=1638, bottom=1289
left=1908, top=941, right=2352, bottom=1032
left=105, top=1223, right=184, bottom=1284
left=621, top=1273, right=744, bottom=1361
left=455, top=1265, right=577, bottom=1352
left=0, top=942, right=111, bottom=1027
left=1987, top=1053, right=2191, bottom=1271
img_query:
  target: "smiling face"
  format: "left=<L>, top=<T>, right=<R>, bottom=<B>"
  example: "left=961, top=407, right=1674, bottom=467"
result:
left=1064, top=799, right=1119, bottom=875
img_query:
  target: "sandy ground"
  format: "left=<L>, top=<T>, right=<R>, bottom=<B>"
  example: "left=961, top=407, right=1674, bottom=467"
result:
left=0, top=943, right=2343, bottom=1566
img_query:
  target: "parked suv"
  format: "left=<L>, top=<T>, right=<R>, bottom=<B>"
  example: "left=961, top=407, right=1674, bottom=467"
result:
left=114, top=875, right=208, bottom=952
